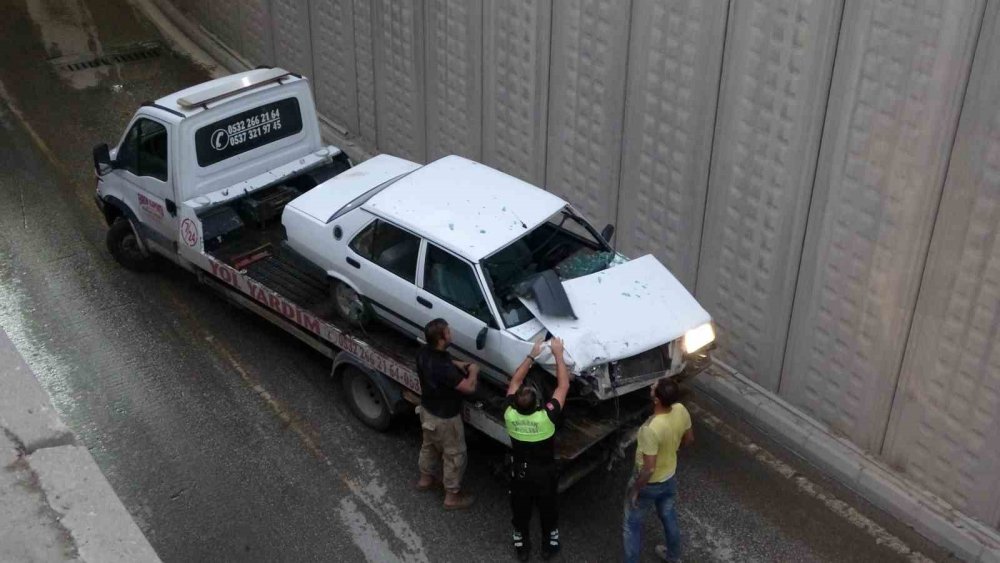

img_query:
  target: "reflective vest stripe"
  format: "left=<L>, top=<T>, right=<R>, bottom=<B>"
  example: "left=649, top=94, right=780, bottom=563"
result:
left=504, top=406, right=556, bottom=443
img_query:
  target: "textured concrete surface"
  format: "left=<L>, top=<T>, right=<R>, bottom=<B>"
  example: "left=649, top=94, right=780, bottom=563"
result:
left=2, top=329, right=159, bottom=562
left=0, top=0, right=972, bottom=560
left=0, top=431, right=79, bottom=562
left=0, top=324, right=74, bottom=453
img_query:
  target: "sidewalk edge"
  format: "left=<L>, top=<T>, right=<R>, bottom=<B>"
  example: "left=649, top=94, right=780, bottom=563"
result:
left=693, top=364, right=1000, bottom=563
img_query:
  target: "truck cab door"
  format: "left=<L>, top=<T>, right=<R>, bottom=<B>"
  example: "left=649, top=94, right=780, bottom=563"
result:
left=112, top=117, right=177, bottom=248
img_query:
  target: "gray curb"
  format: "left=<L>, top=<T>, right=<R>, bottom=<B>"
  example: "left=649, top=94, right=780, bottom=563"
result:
left=693, top=364, right=1000, bottom=563
left=0, top=329, right=74, bottom=453
left=1, top=328, right=160, bottom=562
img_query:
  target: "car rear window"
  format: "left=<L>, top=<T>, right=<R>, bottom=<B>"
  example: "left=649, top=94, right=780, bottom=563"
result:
left=194, top=97, right=303, bottom=167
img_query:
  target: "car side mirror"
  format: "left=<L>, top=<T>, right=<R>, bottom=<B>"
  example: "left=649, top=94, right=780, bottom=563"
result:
left=476, top=326, right=488, bottom=350
left=600, top=223, right=615, bottom=243
left=93, top=143, right=113, bottom=176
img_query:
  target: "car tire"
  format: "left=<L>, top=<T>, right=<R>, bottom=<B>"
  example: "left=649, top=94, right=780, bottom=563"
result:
left=331, top=279, right=371, bottom=326
left=341, top=366, right=392, bottom=431
left=107, top=219, right=152, bottom=272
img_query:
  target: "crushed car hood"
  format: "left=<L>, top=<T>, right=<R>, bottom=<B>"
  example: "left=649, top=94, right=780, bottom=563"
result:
left=520, top=254, right=710, bottom=371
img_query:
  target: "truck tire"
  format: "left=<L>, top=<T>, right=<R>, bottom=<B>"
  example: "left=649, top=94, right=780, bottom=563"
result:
left=331, top=279, right=372, bottom=326
left=107, top=219, right=152, bottom=272
left=341, top=366, right=392, bottom=431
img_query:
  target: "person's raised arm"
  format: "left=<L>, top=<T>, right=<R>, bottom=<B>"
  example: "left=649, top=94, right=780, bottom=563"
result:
left=454, top=363, right=479, bottom=395
left=506, top=341, right=544, bottom=396
left=549, top=338, right=569, bottom=408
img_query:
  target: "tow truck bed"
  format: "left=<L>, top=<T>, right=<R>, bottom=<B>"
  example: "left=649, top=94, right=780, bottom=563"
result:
left=199, top=231, right=649, bottom=475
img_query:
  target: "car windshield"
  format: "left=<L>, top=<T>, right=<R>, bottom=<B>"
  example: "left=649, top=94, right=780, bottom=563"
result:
left=481, top=208, right=614, bottom=327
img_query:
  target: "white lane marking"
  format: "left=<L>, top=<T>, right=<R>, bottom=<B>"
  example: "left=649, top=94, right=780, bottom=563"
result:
left=689, top=403, right=934, bottom=563
left=342, top=459, right=429, bottom=563
left=338, top=497, right=403, bottom=563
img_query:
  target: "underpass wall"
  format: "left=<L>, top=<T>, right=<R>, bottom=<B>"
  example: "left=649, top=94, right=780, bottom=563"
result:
left=153, top=0, right=1000, bottom=538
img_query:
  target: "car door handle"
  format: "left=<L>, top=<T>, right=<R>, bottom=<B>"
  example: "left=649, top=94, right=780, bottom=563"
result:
left=416, top=296, right=433, bottom=309
left=346, top=257, right=360, bottom=269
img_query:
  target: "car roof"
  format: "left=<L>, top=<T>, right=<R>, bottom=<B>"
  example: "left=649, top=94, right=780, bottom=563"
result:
left=155, top=68, right=305, bottom=117
left=285, top=155, right=420, bottom=222
left=362, top=155, right=567, bottom=261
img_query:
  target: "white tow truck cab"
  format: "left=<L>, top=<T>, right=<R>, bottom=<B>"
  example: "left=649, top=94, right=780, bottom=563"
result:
left=93, top=69, right=714, bottom=489
left=93, top=67, right=349, bottom=270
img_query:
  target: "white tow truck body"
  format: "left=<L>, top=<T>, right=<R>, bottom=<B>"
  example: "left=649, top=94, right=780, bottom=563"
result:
left=93, top=69, right=714, bottom=490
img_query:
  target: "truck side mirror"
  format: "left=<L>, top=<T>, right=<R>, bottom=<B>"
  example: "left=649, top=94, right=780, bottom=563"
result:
left=601, top=223, right=615, bottom=243
left=476, top=326, right=488, bottom=350
left=93, top=143, right=112, bottom=176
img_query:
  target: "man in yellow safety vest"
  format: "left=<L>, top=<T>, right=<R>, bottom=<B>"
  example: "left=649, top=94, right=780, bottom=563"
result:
left=504, top=337, right=570, bottom=561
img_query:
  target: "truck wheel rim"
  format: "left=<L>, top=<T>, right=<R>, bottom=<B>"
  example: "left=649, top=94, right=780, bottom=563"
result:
left=121, top=232, right=144, bottom=260
left=350, top=373, right=383, bottom=420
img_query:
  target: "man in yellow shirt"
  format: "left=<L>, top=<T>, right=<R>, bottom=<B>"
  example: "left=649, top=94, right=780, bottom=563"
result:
left=623, top=378, right=694, bottom=563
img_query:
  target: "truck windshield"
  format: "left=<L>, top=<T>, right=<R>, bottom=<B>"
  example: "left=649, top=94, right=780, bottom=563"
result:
left=482, top=209, right=614, bottom=327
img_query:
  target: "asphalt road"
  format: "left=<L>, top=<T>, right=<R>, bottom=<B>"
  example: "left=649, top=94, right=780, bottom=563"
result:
left=0, top=1, right=956, bottom=561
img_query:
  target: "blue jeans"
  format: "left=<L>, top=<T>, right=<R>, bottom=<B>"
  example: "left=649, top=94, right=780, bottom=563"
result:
left=622, top=475, right=680, bottom=563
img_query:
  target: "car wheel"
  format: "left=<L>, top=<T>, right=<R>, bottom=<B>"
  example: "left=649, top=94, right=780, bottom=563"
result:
left=107, top=219, right=152, bottom=272
left=332, top=279, right=371, bottom=325
left=341, top=366, right=392, bottom=431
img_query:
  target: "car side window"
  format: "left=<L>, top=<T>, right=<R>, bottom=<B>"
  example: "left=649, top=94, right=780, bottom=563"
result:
left=423, top=244, right=492, bottom=325
left=137, top=119, right=168, bottom=181
left=117, top=118, right=168, bottom=181
left=117, top=122, right=141, bottom=175
left=349, top=219, right=419, bottom=283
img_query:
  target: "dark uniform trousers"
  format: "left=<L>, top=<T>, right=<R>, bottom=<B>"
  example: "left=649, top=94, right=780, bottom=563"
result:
left=510, top=457, right=558, bottom=536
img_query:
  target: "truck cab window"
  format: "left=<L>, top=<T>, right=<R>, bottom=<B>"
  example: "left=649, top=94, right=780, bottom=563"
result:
left=118, top=118, right=168, bottom=181
left=350, top=219, right=419, bottom=283
left=423, top=244, right=492, bottom=325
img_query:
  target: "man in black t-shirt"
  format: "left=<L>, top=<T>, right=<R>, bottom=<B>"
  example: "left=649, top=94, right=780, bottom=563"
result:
left=504, top=338, right=570, bottom=561
left=416, top=318, right=479, bottom=510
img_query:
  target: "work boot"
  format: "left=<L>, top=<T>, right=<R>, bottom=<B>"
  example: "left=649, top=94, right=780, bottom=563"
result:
left=654, top=544, right=678, bottom=562
left=415, top=474, right=439, bottom=492
left=541, top=529, right=560, bottom=560
left=443, top=491, right=476, bottom=510
left=512, top=530, right=530, bottom=561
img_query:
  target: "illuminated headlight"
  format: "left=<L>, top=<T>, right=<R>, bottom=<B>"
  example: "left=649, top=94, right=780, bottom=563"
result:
left=682, top=323, right=715, bottom=354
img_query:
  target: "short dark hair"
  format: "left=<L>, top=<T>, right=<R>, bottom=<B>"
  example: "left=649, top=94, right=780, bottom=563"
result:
left=424, top=318, right=449, bottom=348
left=514, top=386, right=538, bottom=414
left=653, top=378, right=681, bottom=407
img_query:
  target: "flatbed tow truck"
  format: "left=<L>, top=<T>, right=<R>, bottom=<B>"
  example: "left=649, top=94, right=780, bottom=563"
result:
left=92, top=68, right=712, bottom=490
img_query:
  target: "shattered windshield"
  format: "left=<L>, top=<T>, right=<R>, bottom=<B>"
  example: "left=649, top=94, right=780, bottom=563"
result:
left=482, top=209, right=614, bottom=327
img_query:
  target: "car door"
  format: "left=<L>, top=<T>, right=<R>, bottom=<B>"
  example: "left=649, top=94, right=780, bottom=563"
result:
left=347, top=217, right=422, bottom=337
left=115, top=117, right=177, bottom=245
left=415, top=243, right=507, bottom=379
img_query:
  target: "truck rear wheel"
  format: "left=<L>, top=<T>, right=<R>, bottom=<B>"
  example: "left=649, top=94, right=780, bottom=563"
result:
left=107, top=219, right=152, bottom=272
left=332, top=280, right=371, bottom=326
left=341, top=366, right=392, bottom=431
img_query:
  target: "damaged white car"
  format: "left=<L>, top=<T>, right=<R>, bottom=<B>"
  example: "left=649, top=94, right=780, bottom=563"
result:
left=282, top=154, right=714, bottom=400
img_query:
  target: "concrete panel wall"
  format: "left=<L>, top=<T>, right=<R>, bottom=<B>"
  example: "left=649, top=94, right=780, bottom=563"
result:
left=424, top=0, right=482, bottom=161
left=882, top=0, right=1000, bottom=527
left=372, top=0, right=426, bottom=161
left=696, top=0, right=842, bottom=390
left=616, top=0, right=728, bottom=288
left=482, top=0, right=551, bottom=185
left=779, top=0, right=983, bottom=451
left=164, top=0, right=1000, bottom=531
left=310, top=0, right=359, bottom=135
left=544, top=0, right=631, bottom=228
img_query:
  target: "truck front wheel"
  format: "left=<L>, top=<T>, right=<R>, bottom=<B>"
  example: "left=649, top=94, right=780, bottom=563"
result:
left=341, top=366, right=392, bottom=431
left=107, top=219, right=152, bottom=272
